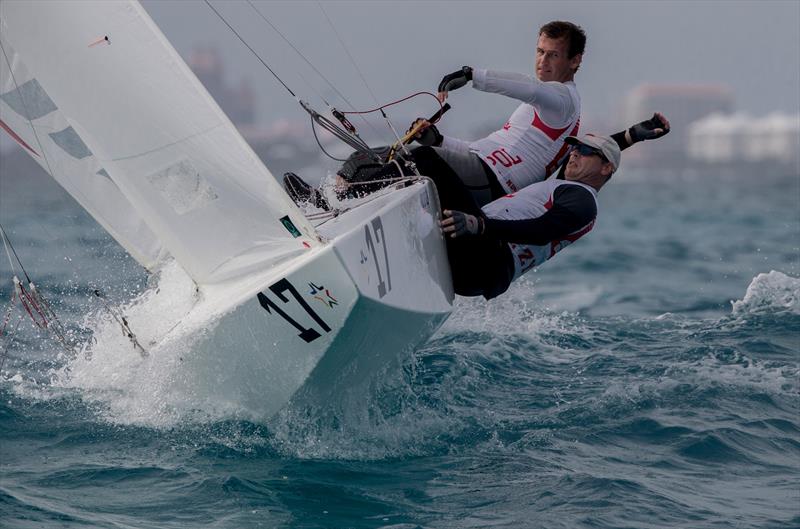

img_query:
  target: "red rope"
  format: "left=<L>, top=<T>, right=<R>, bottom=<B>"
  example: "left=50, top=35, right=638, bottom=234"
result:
left=341, top=91, right=445, bottom=122
left=17, top=283, right=48, bottom=329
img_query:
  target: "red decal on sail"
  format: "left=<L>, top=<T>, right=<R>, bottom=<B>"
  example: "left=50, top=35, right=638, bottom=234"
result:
left=531, top=111, right=571, bottom=141
left=0, top=118, right=39, bottom=157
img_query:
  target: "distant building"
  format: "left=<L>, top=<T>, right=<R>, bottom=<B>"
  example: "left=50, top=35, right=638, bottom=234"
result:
left=621, top=83, right=734, bottom=167
left=687, top=112, right=799, bottom=174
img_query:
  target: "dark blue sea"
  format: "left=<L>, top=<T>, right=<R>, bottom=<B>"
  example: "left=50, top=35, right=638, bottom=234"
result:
left=1, top=157, right=798, bottom=528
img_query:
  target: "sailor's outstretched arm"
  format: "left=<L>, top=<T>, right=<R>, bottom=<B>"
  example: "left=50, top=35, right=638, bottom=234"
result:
left=555, top=112, right=671, bottom=179
left=436, top=66, right=576, bottom=130
left=611, top=112, right=671, bottom=151
left=471, top=69, right=575, bottom=122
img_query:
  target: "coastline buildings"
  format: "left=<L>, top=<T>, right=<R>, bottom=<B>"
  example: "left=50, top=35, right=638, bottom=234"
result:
left=621, top=84, right=734, bottom=168
left=688, top=113, right=800, bottom=171
left=620, top=83, right=799, bottom=175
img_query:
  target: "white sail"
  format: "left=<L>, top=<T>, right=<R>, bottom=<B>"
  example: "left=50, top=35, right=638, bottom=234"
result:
left=0, top=28, right=165, bottom=270
left=0, top=0, right=320, bottom=285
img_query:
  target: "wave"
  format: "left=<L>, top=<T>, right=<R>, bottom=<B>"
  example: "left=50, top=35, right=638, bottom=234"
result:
left=4, top=261, right=798, bottom=468
left=731, top=270, right=800, bottom=316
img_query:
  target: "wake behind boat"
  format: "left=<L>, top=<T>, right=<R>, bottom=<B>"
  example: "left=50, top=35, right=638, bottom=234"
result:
left=0, top=1, right=453, bottom=419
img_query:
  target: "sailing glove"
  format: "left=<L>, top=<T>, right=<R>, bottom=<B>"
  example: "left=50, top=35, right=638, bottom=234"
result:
left=438, top=66, right=473, bottom=94
left=408, top=119, right=443, bottom=147
left=441, top=209, right=485, bottom=238
left=628, top=112, right=671, bottom=143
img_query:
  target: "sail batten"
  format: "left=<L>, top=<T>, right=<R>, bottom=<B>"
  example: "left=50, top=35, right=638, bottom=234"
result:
left=1, top=0, right=319, bottom=285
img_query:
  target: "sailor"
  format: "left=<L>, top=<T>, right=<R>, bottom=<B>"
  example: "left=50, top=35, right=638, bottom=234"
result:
left=285, top=20, right=585, bottom=208
left=437, top=133, right=621, bottom=300
left=285, top=20, right=667, bottom=210
left=411, top=19, right=587, bottom=206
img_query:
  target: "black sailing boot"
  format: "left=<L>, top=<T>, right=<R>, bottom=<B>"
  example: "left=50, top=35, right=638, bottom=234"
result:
left=282, top=172, right=330, bottom=211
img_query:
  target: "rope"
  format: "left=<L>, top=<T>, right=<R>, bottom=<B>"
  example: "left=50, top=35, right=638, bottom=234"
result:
left=15, top=278, right=48, bottom=329
left=310, top=117, right=347, bottom=162
left=341, top=91, right=443, bottom=118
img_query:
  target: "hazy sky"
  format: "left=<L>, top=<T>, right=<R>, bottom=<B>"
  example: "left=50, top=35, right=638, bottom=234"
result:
left=140, top=0, right=800, bottom=137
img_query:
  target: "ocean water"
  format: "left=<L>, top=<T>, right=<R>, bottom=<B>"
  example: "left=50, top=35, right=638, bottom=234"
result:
left=0, top=163, right=798, bottom=529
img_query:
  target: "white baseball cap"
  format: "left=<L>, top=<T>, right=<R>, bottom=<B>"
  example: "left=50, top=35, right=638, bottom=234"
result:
left=565, top=133, right=621, bottom=172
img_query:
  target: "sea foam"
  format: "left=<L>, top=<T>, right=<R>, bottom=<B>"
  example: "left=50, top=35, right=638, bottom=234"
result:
left=731, top=270, right=800, bottom=315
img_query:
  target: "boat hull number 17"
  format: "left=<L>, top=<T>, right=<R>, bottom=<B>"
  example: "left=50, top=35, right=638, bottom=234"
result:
left=364, top=216, right=392, bottom=298
left=257, top=215, right=392, bottom=343
left=257, top=278, right=331, bottom=343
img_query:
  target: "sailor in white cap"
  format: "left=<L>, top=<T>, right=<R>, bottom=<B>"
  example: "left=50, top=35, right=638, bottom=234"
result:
left=439, top=133, right=623, bottom=300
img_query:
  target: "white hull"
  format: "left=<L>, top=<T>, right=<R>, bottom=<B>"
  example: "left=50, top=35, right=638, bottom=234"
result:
left=148, top=180, right=453, bottom=419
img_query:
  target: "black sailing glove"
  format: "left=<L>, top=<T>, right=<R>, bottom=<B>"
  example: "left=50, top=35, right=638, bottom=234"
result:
left=437, top=66, right=474, bottom=94
left=629, top=112, right=671, bottom=143
left=407, top=118, right=443, bottom=147
left=440, top=209, right=484, bottom=238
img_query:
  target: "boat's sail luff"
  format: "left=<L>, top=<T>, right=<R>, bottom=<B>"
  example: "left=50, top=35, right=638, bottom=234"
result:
left=0, top=26, right=165, bottom=270
left=1, top=0, right=319, bottom=285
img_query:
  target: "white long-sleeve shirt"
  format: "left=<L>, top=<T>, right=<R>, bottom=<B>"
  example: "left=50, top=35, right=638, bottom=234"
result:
left=440, top=68, right=581, bottom=193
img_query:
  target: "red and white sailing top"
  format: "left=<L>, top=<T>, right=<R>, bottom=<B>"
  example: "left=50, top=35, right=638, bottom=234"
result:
left=482, top=179, right=598, bottom=281
left=441, top=69, right=580, bottom=193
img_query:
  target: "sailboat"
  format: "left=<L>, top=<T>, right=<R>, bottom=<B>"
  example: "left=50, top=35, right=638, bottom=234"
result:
left=0, top=1, right=453, bottom=419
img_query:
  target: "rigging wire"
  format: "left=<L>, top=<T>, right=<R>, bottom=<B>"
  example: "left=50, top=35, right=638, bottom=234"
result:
left=202, top=0, right=380, bottom=160
left=0, top=223, right=28, bottom=283
left=0, top=227, right=75, bottom=355
left=245, top=1, right=346, bottom=107
left=244, top=0, right=384, bottom=140
left=203, top=0, right=297, bottom=98
left=297, top=70, right=331, bottom=108
left=316, top=2, right=380, bottom=107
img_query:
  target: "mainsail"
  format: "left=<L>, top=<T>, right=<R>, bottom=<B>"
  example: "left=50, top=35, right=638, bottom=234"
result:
left=0, top=0, right=320, bottom=285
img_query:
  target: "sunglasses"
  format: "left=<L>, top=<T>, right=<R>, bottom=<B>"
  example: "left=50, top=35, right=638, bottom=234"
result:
left=574, top=143, right=608, bottom=162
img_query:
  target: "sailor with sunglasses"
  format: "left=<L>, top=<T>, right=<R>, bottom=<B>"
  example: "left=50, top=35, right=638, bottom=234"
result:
left=437, top=133, right=626, bottom=300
